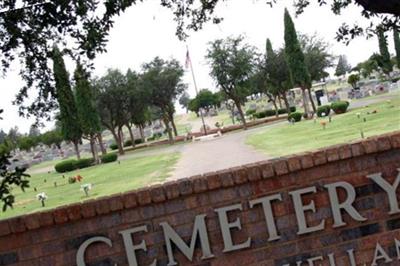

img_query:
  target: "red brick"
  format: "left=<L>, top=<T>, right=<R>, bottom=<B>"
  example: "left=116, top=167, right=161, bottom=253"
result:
left=377, top=136, right=391, bottom=151
left=351, top=142, right=365, bottom=157
left=286, top=156, right=302, bottom=172
left=80, top=200, right=97, bottom=218
left=326, top=146, right=340, bottom=162
left=192, top=176, right=208, bottom=193
left=53, top=208, right=69, bottom=224
left=164, top=181, right=180, bottom=200
left=123, top=192, right=138, bottom=209
left=8, top=216, right=26, bottom=233
left=338, top=144, right=352, bottom=160
left=390, top=133, right=400, bottom=148
left=313, top=150, right=327, bottom=166
left=217, top=170, right=235, bottom=187
left=95, top=198, right=111, bottom=215
left=245, top=164, right=262, bottom=181
left=149, top=186, right=166, bottom=203
left=273, top=160, right=289, bottom=176
left=0, top=221, right=10, bottom=236
left=108, top=195, right=124, bottom=211
left=257, top=161, right=275, bottom=178
left=66, top=204, right=82, bottom=221
left=299, top=153, right=314, bottom=169
left=178, top=179, right=193, bottom=196
left=231, top=167, right=248, bottom=184
left=39, top=211, right=54, bottom=226
left=205, top=172, right=222, bottom=190
left=23, top=213, right=40, bottom=230
left=136, top=188, right=152, bottom=205
left=362, top=139, right=378, bottom=154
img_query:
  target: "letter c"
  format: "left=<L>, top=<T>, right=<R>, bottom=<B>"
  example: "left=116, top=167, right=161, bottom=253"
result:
left=76, top=236, right=113, bottom=266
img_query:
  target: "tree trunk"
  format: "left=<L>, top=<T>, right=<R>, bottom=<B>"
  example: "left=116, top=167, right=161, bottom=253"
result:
left=126, top=124, right=136, bottom=147
left=170, top=118, right=178, bottom=137
left=307, top=88, right=317, bottom=113
left=234, top=100, right=247, bottom=130
left=73, top=140, right=81, bottom=160
left=277, top=95, right=283, bottom=109
left=301, top=87, right=311, bottom=117
left=89, top=135, right=99, bottom=164
left=163, top=116, right=174, bottom=144
left=281, top=92, right=291, bottom=115
left=111, top=129, right=124, bottom=155
left=272, top=96, right=279, bottom=117
left=97, top=133, right=107, bottom=155
left=139, top=124, right=145, bottom=142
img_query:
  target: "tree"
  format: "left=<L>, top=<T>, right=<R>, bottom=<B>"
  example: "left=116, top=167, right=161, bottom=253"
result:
left=335, top=55, right=351, bottom=78
left=284, top=9, right=314, bottom=116
left=195, top=89, right=217, bottom=112
left=355, top=55, right=380, bottom=78
left=141, top=57, right=186, bottom=142
left=377, top=28, right=394, bottom=76
left=206, top=36, right=255, bottom=129
left=41, top=130, right=63, bottom=150
left=17, top=136, right=38, bottom=152
left=0, top=130, right=6, bottom=144
left=394, top=28, right=400, bottom=68
left=52, top=46, right=82, bottom=159
left=28, top=125, right=40, bottom=137
left=74, top=63, right=101, bottom=162
left=179, top=92, right=191, bottom=113
left=95, top=69, right=130, bottom=155
left=347, top=74, right=360, bottom=89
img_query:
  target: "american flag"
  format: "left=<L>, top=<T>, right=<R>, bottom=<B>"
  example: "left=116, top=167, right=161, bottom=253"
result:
left=185, top=48, right=191, bottom=69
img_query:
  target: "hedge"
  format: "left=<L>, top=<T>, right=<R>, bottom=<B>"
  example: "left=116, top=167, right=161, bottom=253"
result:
left=245, top=109, right=257, bottom=116
left=331, top=101, right=350, bottom=114
left=288, top=112, right=303, bottom=122
left=253, top=106, right=296, bottom=119
left=75, top=158, right=94, bottom=169
left=134, top=139, right=143, bottom=145
left=101, top=153, right=118, bottom=164
left=55, top=159, right=78, bottom=173
left=109, top=143, right=118, bottom=150
left=317, top=105, right=331, bottom=117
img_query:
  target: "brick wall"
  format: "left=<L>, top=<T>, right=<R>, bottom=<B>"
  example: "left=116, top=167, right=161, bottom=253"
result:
left=0, top=131, right=400, bottom=266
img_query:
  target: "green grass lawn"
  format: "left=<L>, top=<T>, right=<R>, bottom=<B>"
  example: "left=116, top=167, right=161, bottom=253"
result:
left=1, top=153, right=179, bottom=219
left=247, top=98, right=400, bottom=157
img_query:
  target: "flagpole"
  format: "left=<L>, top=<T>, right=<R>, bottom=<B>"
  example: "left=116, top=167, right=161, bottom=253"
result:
left=186, top=45, right=208, bottom=135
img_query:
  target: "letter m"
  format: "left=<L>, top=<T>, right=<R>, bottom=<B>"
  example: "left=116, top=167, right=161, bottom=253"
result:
left=160, top=214, right=214, bottom=266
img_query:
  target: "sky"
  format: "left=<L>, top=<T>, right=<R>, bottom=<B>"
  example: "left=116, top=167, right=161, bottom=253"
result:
left=0, top=0, right=394, bottom=134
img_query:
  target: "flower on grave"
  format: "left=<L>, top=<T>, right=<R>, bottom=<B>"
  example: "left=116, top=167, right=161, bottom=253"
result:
left=320, top=121, right=327, bottom=130
left=321, top=112, right=326, bottom=117
left=81, top=183, right=92, bottom=197
left=36, top=192, right=48, bottom=207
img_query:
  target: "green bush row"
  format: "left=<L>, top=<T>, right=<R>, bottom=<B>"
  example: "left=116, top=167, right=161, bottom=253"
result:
left=253, top=106, right=296, bottom=119
left=54, top=153, right=118, bottom=173
left=288, top=112, right=303, bottom=122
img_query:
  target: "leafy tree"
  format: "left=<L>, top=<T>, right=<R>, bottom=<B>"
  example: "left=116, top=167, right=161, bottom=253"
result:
left=41, top=130, right=63, bottom=149
left=95, top=69, right=129, bottom=155
left=377, top=28, right=394, bottom=76
left=74, top=63, right=101, bottom=162
left=335, top=55, right=351, bottom=78
left=354, top=55, right=380, bottom=78
left=52, top=46, right=82, bottom=159
left=7, top=126, right=20, bottom=151
left=195, top=89, right=217, bottom=111
left=141, top=57, right=186, bottom=142
left=394, top=28, right=400, bottom=68
left=347, top=74, right=360, bottom=89
left=179, top=92, right=191, bottom=113
left=0, top=130, right=6, bottom=144
left=28, top=125, right=41, bottom=137
left=17, top=136, right=39, bottom=152
left=206, top=36, right=255, bottom=129
left=284, top=9, right=314, bottom=116
left=188, top=98, right=200, bottom=116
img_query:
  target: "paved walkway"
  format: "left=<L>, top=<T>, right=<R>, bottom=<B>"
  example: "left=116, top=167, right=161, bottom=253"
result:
left=169, top=121, right=283, bottom=180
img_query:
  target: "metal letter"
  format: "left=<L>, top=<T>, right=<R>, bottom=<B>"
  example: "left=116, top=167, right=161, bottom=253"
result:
left=76, top=236, right=113, bottom=266
left=368, top=170, right=400, bottom=215
left=371, top=243, right=392, bottom=266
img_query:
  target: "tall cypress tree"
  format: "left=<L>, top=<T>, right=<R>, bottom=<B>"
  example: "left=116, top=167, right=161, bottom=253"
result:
left=52, top=46, right=82, bottom=159
left=377, top=28, right=393, bottom=76
left=394, top=28, right=400, bottom=68
left=283, top=8, right=314, bottom=116
left=74, top=63, right=101, bottom=162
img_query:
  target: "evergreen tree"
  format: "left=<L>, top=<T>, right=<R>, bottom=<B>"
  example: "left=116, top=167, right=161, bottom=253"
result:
left=377, top=28, right=393, bottom=76
left=394, top=28, right=400, bottom=68
left=74, top=63, right=101, bottom=162
left=335, top=55, right=351, bottom=78
left=52, top=46, right=82, bottom=159
left=283, top=9, right=314, bottom=116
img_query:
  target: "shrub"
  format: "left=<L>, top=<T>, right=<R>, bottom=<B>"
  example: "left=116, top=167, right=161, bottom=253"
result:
left=109, top=143, right=118, bottom=150
left=55, top=159, right=78, bottom=173
left=317, top=105, right=331, bottom=117
left=101, top=153, right=118, bottom=164
left=331, top=101, right=350, bottom=114
left=124, top=140, right=132, bottom=147
left=253, top=109, right=276, bottom=119
left=134, top=139, right=143, bottom=145
left=278, top=106, right=296, bottom=114
left=245, top=109, right=257, bottom=116
left=75, top=158, right=94, bottom=169
left=288, top=112, right=303, bottom=122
